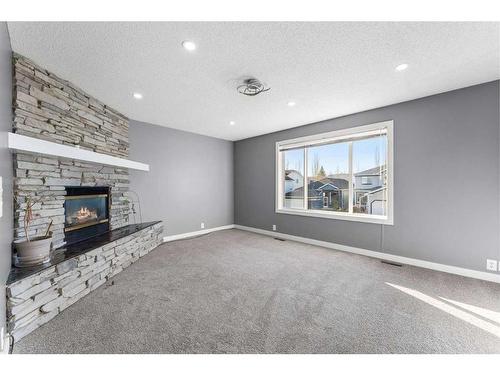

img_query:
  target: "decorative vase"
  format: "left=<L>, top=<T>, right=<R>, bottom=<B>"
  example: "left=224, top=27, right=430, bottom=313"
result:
left=14, top=236, right=52, bottom=267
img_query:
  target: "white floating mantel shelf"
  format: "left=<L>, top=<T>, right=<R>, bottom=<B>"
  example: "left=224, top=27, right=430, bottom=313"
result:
left=7, top=133, right=150, bottom=172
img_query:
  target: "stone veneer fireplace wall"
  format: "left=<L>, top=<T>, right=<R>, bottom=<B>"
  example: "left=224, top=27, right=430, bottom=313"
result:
left=7, top=54, right=164, bottom=341
left=12, top=53, right=130, bottom=247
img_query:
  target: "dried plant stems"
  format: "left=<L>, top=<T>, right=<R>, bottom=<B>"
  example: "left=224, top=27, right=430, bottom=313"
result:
left=45, top=219, right=53, bottom=237
left=16, top=195, right=51, bottom=242
left=23, top=196, right=35, bottom=242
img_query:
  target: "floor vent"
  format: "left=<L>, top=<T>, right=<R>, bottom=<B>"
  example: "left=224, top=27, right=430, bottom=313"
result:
left=381, top=260, right=403, bottom=267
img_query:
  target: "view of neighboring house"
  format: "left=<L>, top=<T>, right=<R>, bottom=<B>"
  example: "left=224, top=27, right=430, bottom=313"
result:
left=307, top=177, right=349, bottom=211
left=353, top=165, right=387, bottom=215
left=284, top=170, right=349, bottom=211
left=284, top=169, right=303, bottom=193
left=284, top=166, right=386, bottom=214
left=283, top=170, right=305, bottom=209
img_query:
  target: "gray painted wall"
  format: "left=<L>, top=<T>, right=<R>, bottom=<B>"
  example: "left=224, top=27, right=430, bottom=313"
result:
left=129, top=120, right=234, bottom=237
left=0, top=22, right=12, bottom=341
left=234, top=81, right=500, bottom=273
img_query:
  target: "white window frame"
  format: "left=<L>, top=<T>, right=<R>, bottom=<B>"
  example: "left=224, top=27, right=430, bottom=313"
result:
left=275, top=120, right=394, bottom=225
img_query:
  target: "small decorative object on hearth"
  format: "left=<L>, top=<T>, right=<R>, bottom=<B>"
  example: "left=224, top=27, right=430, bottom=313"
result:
left=13, top=196, right=53, bottom=267
left=237, top=77, right=271, bottom=96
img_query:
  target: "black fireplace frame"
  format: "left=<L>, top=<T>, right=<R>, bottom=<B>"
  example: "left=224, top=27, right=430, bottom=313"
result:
left=64, top=186, right=111, bottom=245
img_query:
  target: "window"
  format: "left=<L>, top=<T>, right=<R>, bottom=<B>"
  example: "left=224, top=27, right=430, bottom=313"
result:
left=307, top=141, right=349, bottom=212
left=276, top=121, right=393, bottom=225
left=282, top=148, right=304, bottom=209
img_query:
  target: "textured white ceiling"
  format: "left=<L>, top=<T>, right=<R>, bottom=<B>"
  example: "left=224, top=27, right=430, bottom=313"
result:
left=7, top=22, right=500, bottom=141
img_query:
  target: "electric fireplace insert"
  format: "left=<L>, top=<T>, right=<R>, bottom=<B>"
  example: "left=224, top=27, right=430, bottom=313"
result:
left=64, top=186, right=110, bottom=245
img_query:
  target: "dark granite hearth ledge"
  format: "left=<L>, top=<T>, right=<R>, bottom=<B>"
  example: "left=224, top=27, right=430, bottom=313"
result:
left=7, top=221, right=161, bottom=285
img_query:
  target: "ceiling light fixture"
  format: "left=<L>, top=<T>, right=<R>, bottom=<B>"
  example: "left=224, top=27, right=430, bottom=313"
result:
left=395, top=63, right=409, bottom=72
left=237, top=78, right=270, bottom=96
left=182, top=40, right=197, bottom=51
left=229, top=121, right=236, bottom=126
left=133, top=92, right=143, bottom=100
left=287, top=101, right=296, bottom=107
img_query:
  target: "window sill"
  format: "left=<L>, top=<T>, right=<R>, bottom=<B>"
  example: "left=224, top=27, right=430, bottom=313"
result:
left=276, top=208, right=394, bottom=225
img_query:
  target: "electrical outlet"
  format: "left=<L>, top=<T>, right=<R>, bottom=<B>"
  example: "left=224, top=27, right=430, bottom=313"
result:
left=486, top=259, right=498, bottom=271
left=200, top=222, right=205, bottom=229
left=272, top=225, right=277, bottom=231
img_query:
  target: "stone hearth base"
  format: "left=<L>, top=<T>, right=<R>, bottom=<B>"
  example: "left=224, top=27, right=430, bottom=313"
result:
left=6, top=222, right=163, bottom=342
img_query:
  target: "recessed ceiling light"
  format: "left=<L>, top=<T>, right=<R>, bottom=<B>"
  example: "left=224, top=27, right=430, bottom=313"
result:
left=133, top=92, right=143, bottom=100
left=229, top=121, right=236, bottom=126
left=287, top=101, right=296, bottom=107
left=182, top=40, right=196, bottom=51
left=395, top=63, right=409, bottom=72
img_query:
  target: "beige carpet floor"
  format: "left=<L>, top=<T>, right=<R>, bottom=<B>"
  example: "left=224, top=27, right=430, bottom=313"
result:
left=13, top=229, right=500, bottom=353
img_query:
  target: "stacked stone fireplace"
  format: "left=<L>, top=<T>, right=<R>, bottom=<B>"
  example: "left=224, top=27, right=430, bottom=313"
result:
left=12, top=53, right=130, bottom=247
left=6, top=53, right=164, bottom=342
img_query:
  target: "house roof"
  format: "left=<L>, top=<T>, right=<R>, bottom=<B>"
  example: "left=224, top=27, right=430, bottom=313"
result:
left=285, top=169, right=302, bottom=181
left=285, top=177, right=349, bottom=197
left=317, top=183, right=339, bottom=192
left=285, top=178, right=349, bottom=197
left=355, top=165, right=386, bottom=176
left=327, top=173, right=350, bottom=181
left=316, top=177, right=349, bottom=190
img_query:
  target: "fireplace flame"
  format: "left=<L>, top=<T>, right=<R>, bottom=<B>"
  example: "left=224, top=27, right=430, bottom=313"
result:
left=75, top=206, right=97, bottom=222
left=78, top=206, right=90, bottom=217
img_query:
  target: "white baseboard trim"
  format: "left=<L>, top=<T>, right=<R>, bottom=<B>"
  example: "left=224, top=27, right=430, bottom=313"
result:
left=163, top=225, right=235, bottom=243
left=234, top=225, right=500, bottom=284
